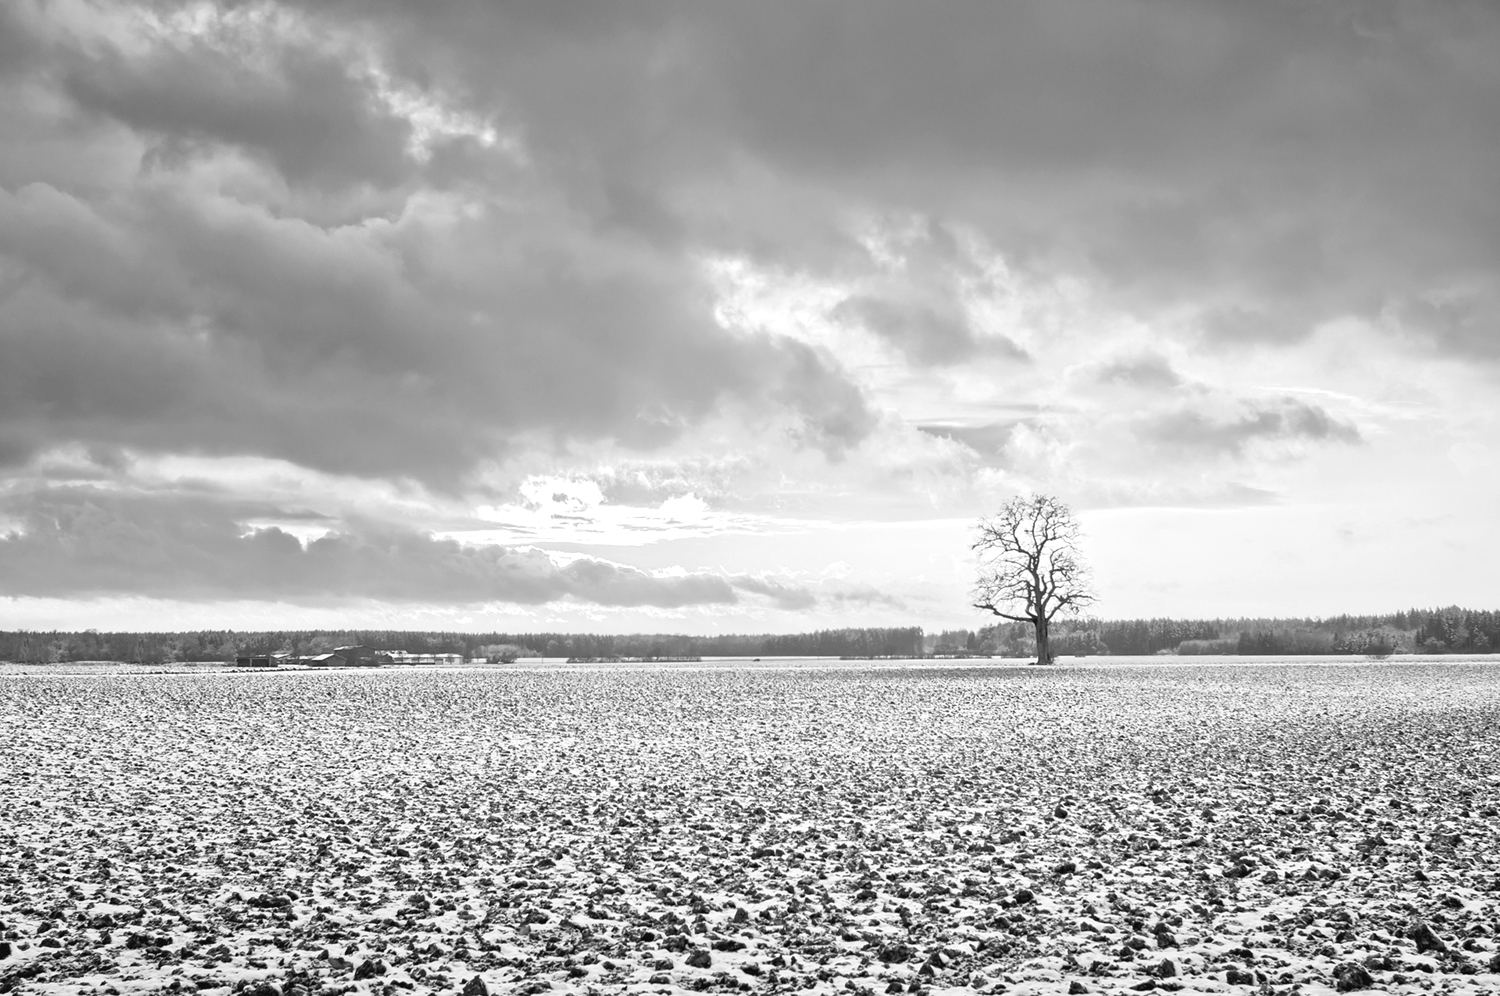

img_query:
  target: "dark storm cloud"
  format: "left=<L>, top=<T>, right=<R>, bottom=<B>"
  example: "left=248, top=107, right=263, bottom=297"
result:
left=0, top=489, right=817, bottom=607
left=319, top=0, right=1500, bottom=351
left=5, top=0, right=1499, bottom=501
left=62, top=32, right=419, bottom=191
left=0, top=172, right=872, bottom=481
left=0, top=5, right=874, bottom=486
left=1141, top=398, right=1362, bottom=457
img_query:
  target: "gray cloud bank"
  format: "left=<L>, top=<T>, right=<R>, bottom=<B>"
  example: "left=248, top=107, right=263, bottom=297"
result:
left=339, top=0, right=1499, bottom=348
left=1141, top=398, right=1363, bottom=457
left=2, top=0, right=1497, bottom=490
left=0, top=489, right=819, bottom=607
left=0, top=2, right=877, bottom=486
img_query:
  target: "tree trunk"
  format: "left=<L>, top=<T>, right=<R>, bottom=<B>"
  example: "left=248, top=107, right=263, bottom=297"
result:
left=1034, top=615, right=1052, bottom=665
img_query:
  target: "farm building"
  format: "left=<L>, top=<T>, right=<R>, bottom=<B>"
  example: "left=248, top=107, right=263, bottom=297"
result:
left=236, top=656, right=275, bottom=667
left=305, top=653, right=347, bottom=667
left=334, top=645, right=392, bottom=667
left=386, top=651, right=465, bottom=665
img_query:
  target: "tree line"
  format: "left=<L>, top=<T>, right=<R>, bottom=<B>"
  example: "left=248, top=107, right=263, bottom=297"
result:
left=960, top=606, right=1500, bottom=657
left=2, top=610, right=1494, bottom=663
left=0, top=626, right=925, bottom=663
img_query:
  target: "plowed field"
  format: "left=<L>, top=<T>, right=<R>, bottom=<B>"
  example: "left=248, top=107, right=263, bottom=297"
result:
left=3, top=661, right=1498, bottom=996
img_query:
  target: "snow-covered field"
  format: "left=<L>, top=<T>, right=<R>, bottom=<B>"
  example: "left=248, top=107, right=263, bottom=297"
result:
left=2, top=661, right=1498, bottom=996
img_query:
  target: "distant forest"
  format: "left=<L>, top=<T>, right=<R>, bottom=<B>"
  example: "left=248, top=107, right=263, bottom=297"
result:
left=1, top=607, right=1497, bottom=663
left=0, top=626, right=926, bottom=663
left=941, top=605, right=1499, bottom=658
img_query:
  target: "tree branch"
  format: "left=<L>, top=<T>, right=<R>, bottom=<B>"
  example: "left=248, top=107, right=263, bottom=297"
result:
left=973, top=602, right=1035, bottom=624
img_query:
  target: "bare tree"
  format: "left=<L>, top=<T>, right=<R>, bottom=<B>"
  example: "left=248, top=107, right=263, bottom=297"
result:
left=972, top=494, right=1096, bottom=664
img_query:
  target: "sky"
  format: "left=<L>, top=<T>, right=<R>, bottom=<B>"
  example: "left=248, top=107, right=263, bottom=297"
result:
left=2, top=0, right=1500, bottom=635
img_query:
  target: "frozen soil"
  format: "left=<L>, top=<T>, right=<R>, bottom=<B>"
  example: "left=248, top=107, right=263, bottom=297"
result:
left=2, top=661, right=1498, bottom=996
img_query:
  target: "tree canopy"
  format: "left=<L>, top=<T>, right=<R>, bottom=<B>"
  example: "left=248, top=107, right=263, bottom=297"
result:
left=972, top=494, right=1096, bottom=664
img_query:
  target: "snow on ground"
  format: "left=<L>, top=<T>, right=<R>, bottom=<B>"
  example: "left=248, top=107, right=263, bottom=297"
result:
left=1, top=661, right=1498, bottom=996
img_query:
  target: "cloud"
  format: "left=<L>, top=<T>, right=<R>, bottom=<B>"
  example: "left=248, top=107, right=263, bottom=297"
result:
left=7, top=0, right=1496, bottom=490
left=727, top=575, right=817, bottom=611
left=1140, top=397, right=1363, bottom=457
left=1091, top=353, right=1184, bottom=390
left=0, top=172, right=873, bottom=487
left=0, top=488, right=818, bottom=608
left=0, top=4, right=877, bottom=489
left=832, top=294, right=1026, bottom=366
left=916, top=422, right=1019, bottom=462
left=313, top=0, right=1500, bottom=357
left=61, top=19, right=422, bottom=193
left=826, top=585, right=907, bottom=610
left=1199, top=306, right=1307, bottom=347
